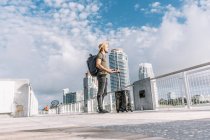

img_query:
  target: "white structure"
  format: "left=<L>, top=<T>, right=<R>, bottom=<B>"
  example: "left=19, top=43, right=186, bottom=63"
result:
left=109, top=48, right=130, bottom=92
left=0, top=79, right=38, bottom=117
left=139, top=63, right=155, bottom=80
left=139, top=63, right=159, bottom=108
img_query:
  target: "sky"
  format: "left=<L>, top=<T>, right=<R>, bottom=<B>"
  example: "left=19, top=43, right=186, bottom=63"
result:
left=1, top=0, right=210, bottom=108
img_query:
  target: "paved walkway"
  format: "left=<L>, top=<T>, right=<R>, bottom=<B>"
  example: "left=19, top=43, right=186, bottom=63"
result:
left=0, top=110, right=210, bottom=140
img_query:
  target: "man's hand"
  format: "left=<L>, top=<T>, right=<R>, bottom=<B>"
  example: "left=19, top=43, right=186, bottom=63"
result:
left=115, top=69, right=120, bottom=73
left=109, top=69, right=120, bottom=74
left=107, top=69, right=114, bottom=74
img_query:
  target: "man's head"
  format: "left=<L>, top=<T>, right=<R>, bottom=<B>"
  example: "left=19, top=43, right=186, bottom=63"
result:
left=98, top=42, right=109, bottom=53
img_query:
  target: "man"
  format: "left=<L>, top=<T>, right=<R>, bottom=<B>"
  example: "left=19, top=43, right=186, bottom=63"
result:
left=96, top=42, right=119, bottom=113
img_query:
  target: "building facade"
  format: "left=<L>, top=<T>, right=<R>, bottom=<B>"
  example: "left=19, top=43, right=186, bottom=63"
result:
left=109, top=48, right=130, bottom=92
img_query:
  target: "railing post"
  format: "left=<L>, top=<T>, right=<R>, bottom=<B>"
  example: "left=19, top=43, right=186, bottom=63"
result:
left=74, top=103, right=76, bottom=112
left=110, top=93, right=113, bottom=112
left=151, top=80, right=159, bottom=108
left=91, top=99, right=94, bottom=112
left=59, top=105, right=61, bottom=114
left=68, top=104, right=70, bottom=113
left=56, top=106, right=58, bottom=114
left=87, top=100, right=89, bottom=113
left=183, top=72, right=191, bottom=109
left=61, top=105, right=64, bottom=114
left=64, top=104, right=66, bottom=113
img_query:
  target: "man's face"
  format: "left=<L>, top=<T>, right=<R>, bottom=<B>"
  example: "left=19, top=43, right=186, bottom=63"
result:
left=104, top=44, right=109, bottom=53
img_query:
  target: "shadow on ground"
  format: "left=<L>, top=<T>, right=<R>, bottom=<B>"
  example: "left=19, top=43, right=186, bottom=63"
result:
left=21, top=126, right=154, bottom=140
left=99, top=118, right=210, bottom=140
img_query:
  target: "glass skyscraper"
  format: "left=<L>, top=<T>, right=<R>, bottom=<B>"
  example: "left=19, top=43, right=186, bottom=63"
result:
left=63, top=89, right=84, bottom=104
left=109, top=48, right=130, bottom=92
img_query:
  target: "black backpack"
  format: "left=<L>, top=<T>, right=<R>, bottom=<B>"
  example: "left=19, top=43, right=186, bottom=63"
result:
left=87, top=54, right=98, bottom=76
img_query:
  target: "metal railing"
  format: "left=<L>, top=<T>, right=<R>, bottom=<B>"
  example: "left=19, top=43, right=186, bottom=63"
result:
left=151, top=62, right=210, bottom=108
left=39, top=62, right=210, bottom=115
left=39, top=85, right=134, bottom=115
left=39, top=101, right=85, bottom=115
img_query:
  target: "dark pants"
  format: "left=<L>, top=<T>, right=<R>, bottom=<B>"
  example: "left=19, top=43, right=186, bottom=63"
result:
left=97, top=75, right=107, bottom=111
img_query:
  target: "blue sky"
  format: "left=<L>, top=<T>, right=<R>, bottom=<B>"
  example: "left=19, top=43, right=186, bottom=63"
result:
left=1, top=0, right=210, bottom=107
left=98, top=0, right=182, bottom=28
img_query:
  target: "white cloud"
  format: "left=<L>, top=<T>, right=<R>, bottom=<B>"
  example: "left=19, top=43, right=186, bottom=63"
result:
left=149, top=1, right=164, bottom=14
left=151, top=2, right=161, bottom=8
left=134, top=4, right=140, bottom=11
left=151, top=8, right=159, bottom=13
left=77, top=4, right=85, bottom=11
left=55, top=0, right=63, bottom=7
left=44, top=0, right=52, bottom=6
left=91, top=4, right=99, bottom=12
left=79, top=12, right=88, bottom=20
left=0, top=0, right=102, bottom=107
left=69, top=2, right=78, bottom=10
left=107, top=0, right=210, bottom=80
left=1, top=0, right=210, bottom=108
left=106, top=22, right=113, bottom=27
left=136, top=1, right=163, bottom=14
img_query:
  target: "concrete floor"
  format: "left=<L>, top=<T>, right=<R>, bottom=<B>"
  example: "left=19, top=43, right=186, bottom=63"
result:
left=0, top=110, right=210, bottom=140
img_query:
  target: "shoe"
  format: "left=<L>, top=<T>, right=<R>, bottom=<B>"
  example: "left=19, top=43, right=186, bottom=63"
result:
left=98, top=109, right=109, bottom=113
left=102, top=109, right=109, bottom=113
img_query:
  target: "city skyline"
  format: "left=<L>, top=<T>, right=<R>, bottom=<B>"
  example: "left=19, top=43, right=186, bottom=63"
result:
left=1, top=0, right=210, bottom=107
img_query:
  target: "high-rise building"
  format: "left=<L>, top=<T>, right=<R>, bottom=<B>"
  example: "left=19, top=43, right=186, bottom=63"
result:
left=63, top=90, right=84, bottom=104
left=83, top=72, right=98, bottom=112
left=63, top=88, right=69, bottom=104
left=109, top=48, right=130, bottom=92
left=65, top=92, right=76, bottom=104
left=83, top=72, right=98, bottom=101
left=139, top=63, right=155, bottom=80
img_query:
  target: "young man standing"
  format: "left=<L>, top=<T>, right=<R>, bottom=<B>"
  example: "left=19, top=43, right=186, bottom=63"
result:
left=96, top=42, right=119, bottom=113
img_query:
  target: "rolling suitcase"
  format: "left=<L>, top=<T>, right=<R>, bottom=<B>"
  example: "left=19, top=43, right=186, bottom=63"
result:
left=115, top=72, right=132, bottom=113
